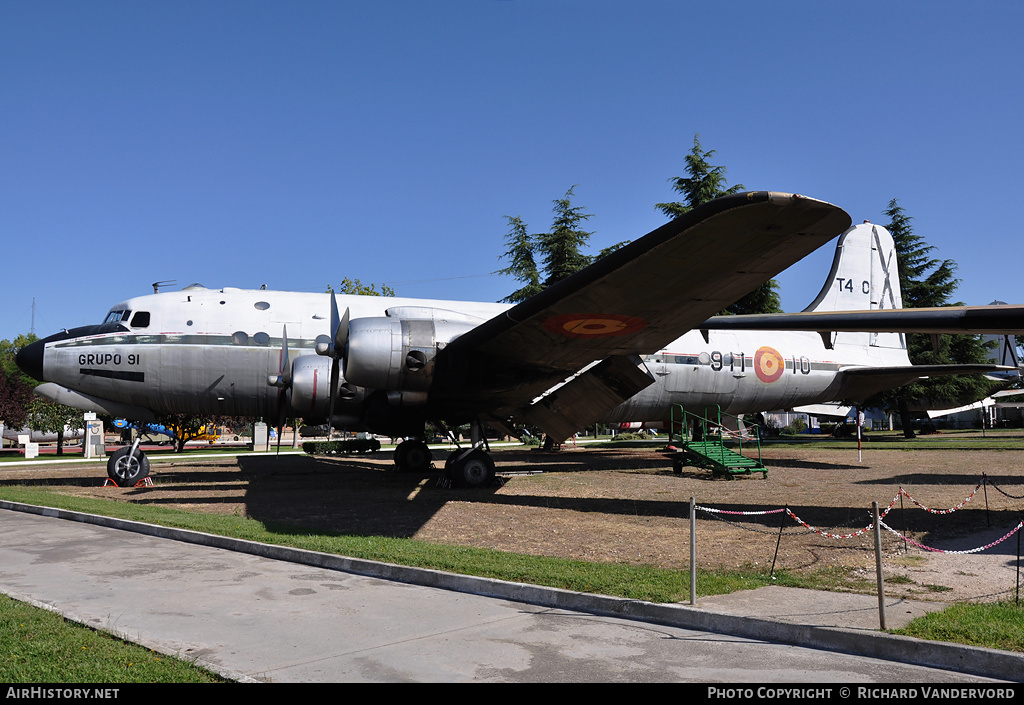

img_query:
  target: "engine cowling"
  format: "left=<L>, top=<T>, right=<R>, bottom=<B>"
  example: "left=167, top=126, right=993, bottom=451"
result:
left=288, top=354, right=363, bottom=425
left=344, top=312, right=478, bottom=394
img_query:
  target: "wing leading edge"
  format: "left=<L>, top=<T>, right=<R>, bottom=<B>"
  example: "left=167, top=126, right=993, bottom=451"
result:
left=699, top=306, right=1024, bottom=336
left=431, top=191, right=852, bottom=432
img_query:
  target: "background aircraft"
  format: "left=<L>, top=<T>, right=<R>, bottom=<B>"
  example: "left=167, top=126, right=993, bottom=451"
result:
left=15, top=192, right=1023, bottom=488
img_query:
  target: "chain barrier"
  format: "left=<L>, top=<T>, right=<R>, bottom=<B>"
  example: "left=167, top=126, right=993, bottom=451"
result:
left=695, top=505, right=785, bottom=516
left=696, top=507, right=807, bottom=536
left=784, top=492, right=900, bottom=539
left=691, top=474, right=1019, bottom=545
left=985, top=474, right=1024, bottom=500
left=899, top=483, right=981, bottom=514
left=692, top=475, right=1019, bottom=541
left=879, top=519, right=1023, bottom=555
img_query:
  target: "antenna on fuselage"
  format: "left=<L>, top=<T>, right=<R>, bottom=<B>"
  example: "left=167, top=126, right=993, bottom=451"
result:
left=152, top=280, right=177, bottom=294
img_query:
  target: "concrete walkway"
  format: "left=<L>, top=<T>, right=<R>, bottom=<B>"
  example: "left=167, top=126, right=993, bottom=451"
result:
left=1, top=501, right=1020, bottom=683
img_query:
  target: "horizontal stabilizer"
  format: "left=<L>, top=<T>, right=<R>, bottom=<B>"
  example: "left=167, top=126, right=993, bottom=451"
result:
left=791, top=403, right=852, bottom=418
left=829, top=364, right=1011, bottom=403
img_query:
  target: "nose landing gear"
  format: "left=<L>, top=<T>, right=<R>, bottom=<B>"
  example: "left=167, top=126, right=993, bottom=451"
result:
left=106, top=440, right=151, bottom=486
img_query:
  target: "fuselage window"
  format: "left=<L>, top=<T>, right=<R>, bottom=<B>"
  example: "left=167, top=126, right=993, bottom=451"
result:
left=130, top=311, right=150, bottom=328
left=103, top=310, right=129, bottom=324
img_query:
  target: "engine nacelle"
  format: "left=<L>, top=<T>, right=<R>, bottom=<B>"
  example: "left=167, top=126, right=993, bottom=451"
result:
left=288, top=354, right=363, bottom=425
left=344, top=312, right=478, bottom=393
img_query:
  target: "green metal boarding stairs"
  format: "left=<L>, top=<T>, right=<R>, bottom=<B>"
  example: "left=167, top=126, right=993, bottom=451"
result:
left=669, top=405, right=767, bottom=478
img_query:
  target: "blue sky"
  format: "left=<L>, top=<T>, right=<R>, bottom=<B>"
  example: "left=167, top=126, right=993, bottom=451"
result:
left=2, top=1, right=1022, bottom=342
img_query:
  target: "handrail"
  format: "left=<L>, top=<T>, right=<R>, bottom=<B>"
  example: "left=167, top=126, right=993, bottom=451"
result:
left=670, top=404, right=763, bottom=465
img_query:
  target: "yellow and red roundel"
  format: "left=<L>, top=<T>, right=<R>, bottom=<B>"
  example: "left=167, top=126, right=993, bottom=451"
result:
left=754, top=346, right=785, bottom=383
left=543, top=313, right=648, bottom=338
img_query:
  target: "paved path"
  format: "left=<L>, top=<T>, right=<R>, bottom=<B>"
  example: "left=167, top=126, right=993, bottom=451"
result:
left=0, top=507, right=1016, bottom=683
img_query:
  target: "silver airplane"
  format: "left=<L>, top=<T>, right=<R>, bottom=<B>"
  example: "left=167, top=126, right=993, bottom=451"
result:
left=16, top=192, right=1024, bottom=487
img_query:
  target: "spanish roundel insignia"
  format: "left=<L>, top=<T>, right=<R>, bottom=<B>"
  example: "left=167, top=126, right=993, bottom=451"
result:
left=543, top=313, right=648, bottom=338
left=754, top=346, right=785, bottom=383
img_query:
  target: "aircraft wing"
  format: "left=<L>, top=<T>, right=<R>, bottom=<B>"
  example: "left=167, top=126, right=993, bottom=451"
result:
left=431, top=191, right=851, bottom=435
left=698, top=306, right=1024, bottom=335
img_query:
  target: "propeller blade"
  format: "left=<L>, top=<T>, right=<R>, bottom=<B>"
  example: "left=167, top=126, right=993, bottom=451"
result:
left=334, top=306, right=349, bottom=357
left=280, top=325, right=291, bottom=387
left=328, top=357, right=339, bottom=441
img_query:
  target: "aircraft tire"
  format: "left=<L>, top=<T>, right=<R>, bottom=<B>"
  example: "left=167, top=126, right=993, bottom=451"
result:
left=106, top=447, right=151, bottom=487
left=394, top=440, right=432, bottom=473
left=448, top=449, right=495, bottom=489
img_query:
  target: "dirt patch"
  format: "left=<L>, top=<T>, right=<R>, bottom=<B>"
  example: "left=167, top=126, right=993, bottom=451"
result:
left=2, top=440, right=1022, bottom=603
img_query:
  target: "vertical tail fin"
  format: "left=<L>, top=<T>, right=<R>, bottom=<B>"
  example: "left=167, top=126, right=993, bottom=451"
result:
left=804, top=222, right=903, bottom=313
left=804, top=222, right=906, bottom=353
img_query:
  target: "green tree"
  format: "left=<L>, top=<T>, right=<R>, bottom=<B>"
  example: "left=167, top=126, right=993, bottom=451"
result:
left=26, top=397, right=82, bottom=456
left=537, top=185, right=594, bottom=287
left=0, top=334, right=39, bottom=432
left=498, top=186, right=595, bottom=304
left=656, top=135, right=780, bottom=315
left=327, top=278, right=395, bottom=297
left=656, top=134, right=745, bottom=219
left=868, top=199, right=996, bottom=436
left=497, top=216, right=543, bottom=304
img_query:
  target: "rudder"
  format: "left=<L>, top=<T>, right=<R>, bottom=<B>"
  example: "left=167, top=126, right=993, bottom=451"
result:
left=804, top=222, right=906, bottom=354
left=803, top=221, right=903, bottom=313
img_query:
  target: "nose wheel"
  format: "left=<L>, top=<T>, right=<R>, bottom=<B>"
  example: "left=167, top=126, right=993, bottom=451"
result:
left=106, top=445, right=151, bottom=486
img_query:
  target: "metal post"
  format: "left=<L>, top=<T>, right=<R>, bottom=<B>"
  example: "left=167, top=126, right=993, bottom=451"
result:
left=899, top=489, right=907, bottom=552
left=770, top=507, right=786, bottom=579
left=873, top=501, right=886, bottom=630
left=983, top=474, right=991, bottom=527
left=690, top=496, right=696, bottom=606
left=1016, top=521, right=1020, bottom=607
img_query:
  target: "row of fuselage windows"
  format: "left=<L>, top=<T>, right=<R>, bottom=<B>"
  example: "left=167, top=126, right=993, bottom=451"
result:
left=100, top=310, right=285, bottom=348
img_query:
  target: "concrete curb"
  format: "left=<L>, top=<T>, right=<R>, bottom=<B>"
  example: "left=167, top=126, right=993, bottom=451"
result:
left=2, top=500, right=1021, bottom=682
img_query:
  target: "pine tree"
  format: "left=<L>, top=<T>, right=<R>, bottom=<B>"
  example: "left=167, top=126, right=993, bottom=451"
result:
left=497, top=216, right=543, bottom=304
left=537, top=185, right=594, bottom=287
left=657, top=135, right=779, bottom=315
left=870, top=199, right=996, bottom=436
left=656, top=134, right=745, bottom=218
left=497, top=187, right=594, bottom=303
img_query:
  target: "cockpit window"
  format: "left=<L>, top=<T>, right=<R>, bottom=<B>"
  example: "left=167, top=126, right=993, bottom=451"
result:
left=130, top=311, right=150, bottom=328
left=103, top=310, right=131, bottom=324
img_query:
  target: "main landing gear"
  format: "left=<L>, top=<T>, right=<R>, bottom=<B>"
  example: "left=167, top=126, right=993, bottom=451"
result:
left=392, top=421, right=497, bottom=489
left=443, top=447, right=496, bottom=488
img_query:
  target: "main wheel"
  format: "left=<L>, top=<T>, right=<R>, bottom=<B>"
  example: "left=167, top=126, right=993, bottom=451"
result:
left=106, top=447, right=150, bottom=486
left=393, top=439, right=432, bottom=473
left=448, top=449, right=495, bottom=488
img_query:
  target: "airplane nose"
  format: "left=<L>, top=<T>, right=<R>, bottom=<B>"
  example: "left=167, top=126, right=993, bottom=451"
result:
left=15, top=339, right=45, bottom=381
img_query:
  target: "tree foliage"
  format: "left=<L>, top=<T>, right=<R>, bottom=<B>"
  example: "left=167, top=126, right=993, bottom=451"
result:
left=327, top=278, right=395, bottom=297
left=497, top=216, right=543, bottom=304
left=26, top=397, right=81, bottom=455
left=866, top=199, right=996, bottom=435
left=655, top=134, right=746, bottom=219
left=497, top=135, right=780, bottom=314
left=498, top=186, right=594, bottom=304
left=656, top=135, right=779, bottom=315
left=0, top=334, right=39, bottom=431
left=537, top=185, right=594, bottom=286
